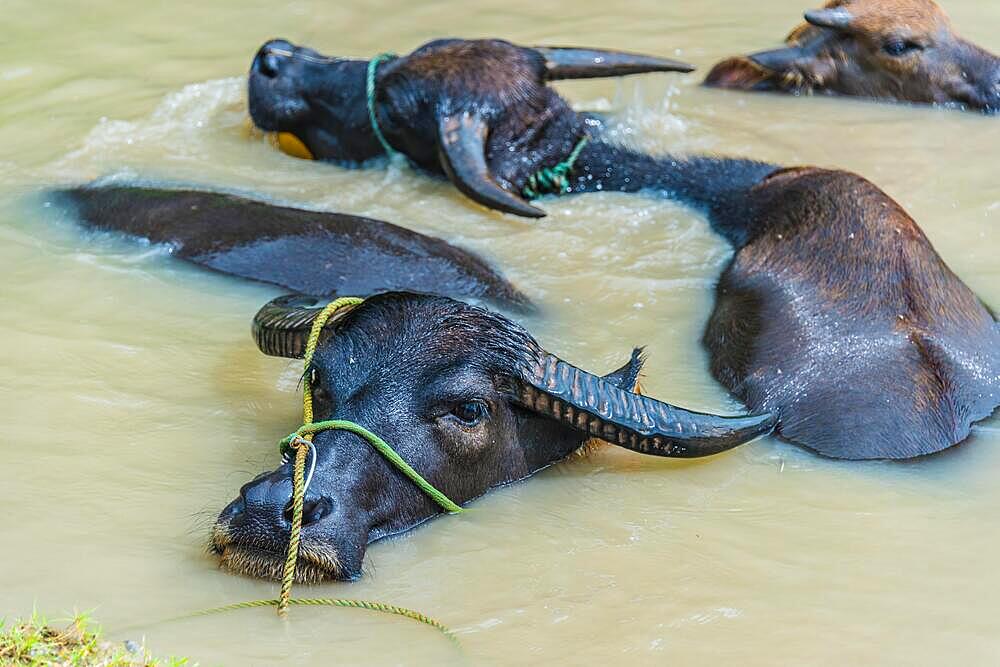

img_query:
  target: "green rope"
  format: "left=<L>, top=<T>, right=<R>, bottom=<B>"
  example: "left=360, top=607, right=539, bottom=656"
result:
left=187, top=599, right=454, bottom=638
left=275, top=297, right=462, bottom=619
left=522, top=136, right=589, bottom=199
left=367, top=53, right=399, bottom=157
left=280, top=421, right=464, bottom=514
left=288, top=297, right=462, bottom=515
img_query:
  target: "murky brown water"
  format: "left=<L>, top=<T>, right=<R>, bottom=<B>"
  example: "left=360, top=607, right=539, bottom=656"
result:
left=2, top=0, right=998, bottom=664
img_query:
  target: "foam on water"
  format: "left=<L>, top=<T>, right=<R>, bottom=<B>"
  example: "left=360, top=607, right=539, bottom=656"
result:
left=50, top=77, right=247, bottom=179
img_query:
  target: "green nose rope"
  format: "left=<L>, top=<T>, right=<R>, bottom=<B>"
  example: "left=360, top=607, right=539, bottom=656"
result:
left=190, top=297, right=461, bottom=639
left=367, top=53, right=399, bottom=157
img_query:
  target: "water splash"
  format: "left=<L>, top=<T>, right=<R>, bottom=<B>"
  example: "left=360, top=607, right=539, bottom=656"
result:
left=49, top=77, right=247, bottom=180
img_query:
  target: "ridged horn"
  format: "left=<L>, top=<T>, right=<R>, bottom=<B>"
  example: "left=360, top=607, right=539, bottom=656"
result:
left=804, top=8, right=854, bottom=31
left=518, top=352, right=775, bottom=457
left=534, top=46, right=695, bottom=80
left=437, top=112, right=546, bottom=219
left=252, top=294, right=360, bottom=358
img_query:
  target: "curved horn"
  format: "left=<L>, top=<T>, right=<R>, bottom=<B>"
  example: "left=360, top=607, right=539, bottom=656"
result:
left=518, top=352, right=775, bottom=457
left=534, top=47, right=695, bottom=80
left=252, top=294, right=360, bottom=358
left=437, top=112, right=546, bottom=219
left=804, top=8, right=854, bottom=31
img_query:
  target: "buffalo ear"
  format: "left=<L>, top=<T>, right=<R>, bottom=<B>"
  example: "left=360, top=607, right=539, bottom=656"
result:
left=747, top=46, right=811, bottom=73
left=748, top=43, right=839, bottom=89
left=704, top=56, right=777, bottom=90
left=602, top=348, right=645, bottom=392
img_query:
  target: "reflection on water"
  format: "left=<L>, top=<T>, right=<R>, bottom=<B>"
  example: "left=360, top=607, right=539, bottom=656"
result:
left=0, top=0, right=998, bottom=664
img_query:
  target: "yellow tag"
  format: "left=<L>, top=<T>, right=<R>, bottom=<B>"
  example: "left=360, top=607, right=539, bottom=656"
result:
left=275, top=132, right=315, bottom=160
left=243, top=118, right=315, bottom=161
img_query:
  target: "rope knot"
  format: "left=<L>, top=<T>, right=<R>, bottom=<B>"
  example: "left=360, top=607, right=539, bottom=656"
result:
left=523, top=136, right=589, bottom=199
left=279, top=432, right=309, bottom=463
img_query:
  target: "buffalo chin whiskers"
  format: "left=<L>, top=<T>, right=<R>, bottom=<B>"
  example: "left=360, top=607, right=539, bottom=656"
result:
left=212, top=523, right=343, bottom=583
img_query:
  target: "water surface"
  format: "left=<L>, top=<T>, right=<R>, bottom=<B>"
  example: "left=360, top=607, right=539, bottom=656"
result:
left=1, top=0, right=998, bottom=664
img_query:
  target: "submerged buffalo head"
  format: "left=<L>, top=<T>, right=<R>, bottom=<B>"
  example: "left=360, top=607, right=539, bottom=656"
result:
left=212, top=293, right=773, bottom=581
left=706, top=0, right=1000, bottom=113
left=248, top=37, right=693, bottom=217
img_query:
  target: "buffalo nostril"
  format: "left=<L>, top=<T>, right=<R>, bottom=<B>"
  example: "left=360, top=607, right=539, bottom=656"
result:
left=283, top=497, right=333, bottom=526
left=219, top=496, right=247, bottom=521
left=255, top=50, right=283, bottom=78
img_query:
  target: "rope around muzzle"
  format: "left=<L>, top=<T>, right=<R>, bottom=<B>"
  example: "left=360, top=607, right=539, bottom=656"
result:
left=273, top=297, right=462, bottom=626
left=197, top=297, right=460, bottom=638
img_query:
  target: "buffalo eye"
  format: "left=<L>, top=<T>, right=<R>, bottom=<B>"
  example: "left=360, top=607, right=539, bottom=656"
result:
left=883, top=39, right=922, bottom=57
left=313, top=384, right=331, bottom=405
left=309, top=368, right=331, bottom=405
left=446, top=400, right=489, bottom=427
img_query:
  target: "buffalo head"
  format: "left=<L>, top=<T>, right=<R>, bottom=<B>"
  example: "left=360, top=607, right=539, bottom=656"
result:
left=248, top=37, right=694, bottom=217
left=212, top=293, right=774, bottom=581
left=705, top=0, right=1000, bottom=113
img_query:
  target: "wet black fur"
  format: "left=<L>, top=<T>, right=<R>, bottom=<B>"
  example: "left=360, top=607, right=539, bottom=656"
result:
left=215, top=293, right=645, bottom=580
left=53, top=184, right=532, bottom=311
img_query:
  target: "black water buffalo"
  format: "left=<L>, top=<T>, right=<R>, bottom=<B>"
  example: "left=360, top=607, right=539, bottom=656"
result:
left=247, top=36, right=999, bottom=459
left=705, top=0, right=1000, bottom=114
left=212, top=292, right=776, bottom=582
left=247, top=37, right=694, bottom=218
left=55, top=184, right=531, bottom=310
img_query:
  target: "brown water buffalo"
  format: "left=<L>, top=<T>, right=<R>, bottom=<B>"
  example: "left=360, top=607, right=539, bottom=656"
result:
left=705, top=0, right=1000, bottom=113
left=212, top=293, right=775, bottom=581
left=557, top=149, right=1000, bottom=458
left=701, top=167, right=1000, bottom=458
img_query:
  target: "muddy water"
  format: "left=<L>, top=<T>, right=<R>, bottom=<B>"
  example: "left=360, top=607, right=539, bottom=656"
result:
left=1, top=0, right=998, bottom=664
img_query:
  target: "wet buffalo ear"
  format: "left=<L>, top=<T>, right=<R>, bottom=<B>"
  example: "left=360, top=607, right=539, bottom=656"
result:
left=533, top=47, right=695, bottom=80
left=601, top=348, right=645, bottom=393
left=436, top=112, right=546, bottom=219
left=704, top=56, right=776, bottom=90
left=747, top=46, right=812, bottom=73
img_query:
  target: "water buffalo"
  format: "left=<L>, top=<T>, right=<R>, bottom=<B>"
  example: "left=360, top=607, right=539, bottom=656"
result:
left=55, top=184, right=531, bottom=310
left=564, top=151, right=1000, bottom=458
left=212, top=292, right=776, bottom=582
left=245, top=36, right=998, bottom=457
left=705, top=0, right=1000, bottom=113
left=247, top=37, right=695, bottom=218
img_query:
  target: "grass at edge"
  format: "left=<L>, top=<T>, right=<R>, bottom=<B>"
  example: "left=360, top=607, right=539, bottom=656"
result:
left=0, top=611, right=194, bottom=667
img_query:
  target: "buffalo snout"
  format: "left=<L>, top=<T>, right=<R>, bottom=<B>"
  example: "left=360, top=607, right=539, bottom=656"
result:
left=212, top=463, right=352, bottom=582
left=252, top=40, right=294, bottom=79
left=233, top=469, right=334, bottom=530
